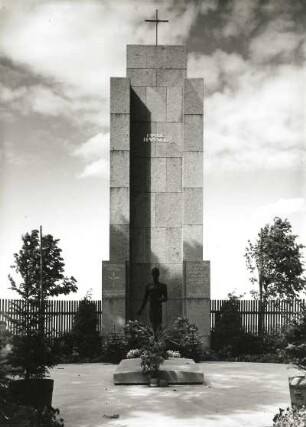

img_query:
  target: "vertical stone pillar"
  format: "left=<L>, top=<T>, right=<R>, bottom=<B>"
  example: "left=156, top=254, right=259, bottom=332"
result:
left=183, top=78, right=210, bottom=347
left=102, top=78, right=130, bottom=332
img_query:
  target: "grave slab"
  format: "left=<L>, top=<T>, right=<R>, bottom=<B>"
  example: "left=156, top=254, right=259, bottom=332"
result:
left=113, top=358, right=204, bottom=385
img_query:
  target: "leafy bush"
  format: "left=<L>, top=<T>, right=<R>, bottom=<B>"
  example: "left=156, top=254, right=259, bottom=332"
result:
left=28, top=405, right=64, bottom=427
left=10, top=333, right=54, bottom=379
left=211, top=293, right=288, bottom=360
left=53, top=317, right=204, bottom=364
left=100, top=333, right=127, bottom=364
left=124, top=320, right=152, bottom=350
left=1, top=403, right=64, bottom=427
left=211, top=294, right=244, bottom=354
left=53, top=292, right=102, bottom=362
left=0, top=326, right=12, bottom=423
left=0, top=325, right=11, bottom=387
left=165, top=317, right=203, bottom=362
left=70, top=293, right=101, bottom=359
left=52, top=333, right=74, bottom=363
left=281, top=308, right=306, bottom=371
left=212, top=330, right=288, bottom=361
left=237, top=352, right=289, bottom=364
left=273, top=406, right=306, bottom=426
left=99, top=317, right=203, bottom=364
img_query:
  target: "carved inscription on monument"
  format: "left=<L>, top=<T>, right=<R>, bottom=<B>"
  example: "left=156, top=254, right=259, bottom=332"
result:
left=143, top=134, right=168, bottom=143
left=185, top=261, right=210, bottom=298
left=103, top=263, right=125, bottom=297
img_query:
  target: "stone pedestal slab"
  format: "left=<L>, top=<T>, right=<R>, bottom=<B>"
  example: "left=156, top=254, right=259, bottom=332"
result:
left=113, top=358, right=204, bottom=385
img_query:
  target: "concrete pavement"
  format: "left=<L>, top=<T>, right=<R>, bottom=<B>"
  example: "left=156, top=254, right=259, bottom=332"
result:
left=51, top=362, right=292, bottom=427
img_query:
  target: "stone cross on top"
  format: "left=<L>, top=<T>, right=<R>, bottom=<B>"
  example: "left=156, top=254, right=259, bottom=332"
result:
left=145, top=9, right=169, bottom=45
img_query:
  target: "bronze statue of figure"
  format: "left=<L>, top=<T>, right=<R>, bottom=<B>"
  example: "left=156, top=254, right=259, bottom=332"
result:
left=137, top=267, right=168, bottom=335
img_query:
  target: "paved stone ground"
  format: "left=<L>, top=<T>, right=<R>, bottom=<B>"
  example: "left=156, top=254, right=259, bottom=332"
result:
left=51, top=362, right=293, bottom=427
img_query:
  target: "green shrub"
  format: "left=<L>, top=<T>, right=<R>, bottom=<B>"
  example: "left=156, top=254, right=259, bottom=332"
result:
left=70, top=294, right=101, bottom=359
left=9, top=333, right=54, bottom=379
left=0, top=325, right=11, bottom=387
left=52, top=333, right=76, bottom=363
left=211, top=293, right=288, bottom=360
left=165, top=317, right=203, bottom=362
left=53, top=293, right=102, bottom=362
left=0, top=326, right=12, bottom=423
left=211, top=294, right=244, bottom=354
left=100, top=333, right=127, bottom=364
left=124, top=320, right=152, bottom=350
left=1, top=403, right=64, bottom=427
left=280, top=308, right=306, bottom=371
left=99, top=317, right=203, bottom=364
left=212, top=330, right=287, bottom=360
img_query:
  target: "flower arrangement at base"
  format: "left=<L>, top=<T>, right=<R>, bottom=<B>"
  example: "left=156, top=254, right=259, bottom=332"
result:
left=166, top=350, right=181, bottom=358
left=126, top=349, right=141, bottom=359
left=140, top=338, right=165, bottom=381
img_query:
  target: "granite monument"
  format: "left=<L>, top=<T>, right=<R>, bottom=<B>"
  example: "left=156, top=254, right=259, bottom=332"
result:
left=102, top=43, right=210, bottom=347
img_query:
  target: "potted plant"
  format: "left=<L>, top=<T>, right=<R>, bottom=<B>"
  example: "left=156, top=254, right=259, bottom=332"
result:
left=7, top=229, right=77, bottom=408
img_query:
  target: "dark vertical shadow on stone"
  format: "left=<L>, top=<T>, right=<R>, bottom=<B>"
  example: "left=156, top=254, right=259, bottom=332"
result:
left=129, top=89, right=151, bottom=321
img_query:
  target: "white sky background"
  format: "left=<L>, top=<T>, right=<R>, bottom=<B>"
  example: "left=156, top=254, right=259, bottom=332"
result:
left=0, top=0, right=305, bottom=300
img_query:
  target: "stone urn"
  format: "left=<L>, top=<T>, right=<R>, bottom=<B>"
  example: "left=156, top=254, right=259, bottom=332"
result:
left=289, top=376, right=306, bottom=407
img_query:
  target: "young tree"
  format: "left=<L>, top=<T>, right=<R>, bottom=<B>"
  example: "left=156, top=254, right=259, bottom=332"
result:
left=8, top=229, right=77, bottom=379
left=245, top=217, right=305, bottom=301
left=245, top=217, right=305, bottom=334
left=9, top=229, right=77, bottom=301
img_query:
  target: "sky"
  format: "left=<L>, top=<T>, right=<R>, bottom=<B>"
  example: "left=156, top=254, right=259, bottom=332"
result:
left=0, top=0, right=305, bottom=300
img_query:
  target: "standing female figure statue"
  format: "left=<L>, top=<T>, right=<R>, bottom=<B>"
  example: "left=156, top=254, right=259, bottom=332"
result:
left=137, top=267, right=168, bottom=335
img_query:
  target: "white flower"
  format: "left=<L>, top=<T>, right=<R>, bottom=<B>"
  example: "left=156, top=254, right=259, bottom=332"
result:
left=126, top=349, right=141, bottom=359
left=167, top=350, right=181, bottom=358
